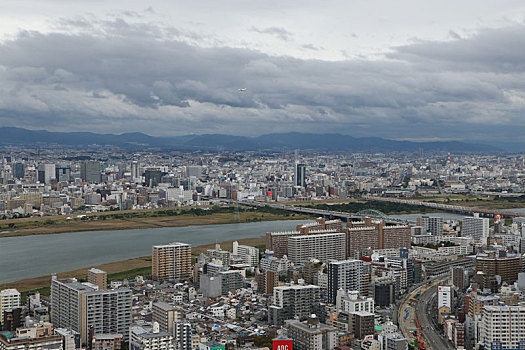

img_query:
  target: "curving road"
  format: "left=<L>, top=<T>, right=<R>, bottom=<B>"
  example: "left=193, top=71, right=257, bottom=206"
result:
left=416, top=284, right=455, bottom=350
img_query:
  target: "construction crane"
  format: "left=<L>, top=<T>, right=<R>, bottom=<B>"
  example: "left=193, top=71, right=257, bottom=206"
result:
left=415, top=315, right=427, bottom=349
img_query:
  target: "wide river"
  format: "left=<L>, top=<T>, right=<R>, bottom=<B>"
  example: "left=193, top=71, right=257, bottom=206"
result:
left=0, top=220, right=306, bottom=284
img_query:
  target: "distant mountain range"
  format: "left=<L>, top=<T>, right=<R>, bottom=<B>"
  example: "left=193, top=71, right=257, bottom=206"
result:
left=0, top=127, right=502, bottom=152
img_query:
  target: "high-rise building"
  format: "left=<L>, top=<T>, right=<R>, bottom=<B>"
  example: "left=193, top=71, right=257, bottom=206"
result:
left=233, top=241, right=259, bottom=267
left=369, top=276, right=396, bottom=307
left=37, top=163, right=56, bottom=184
left=144, top=169, right=163, bottom=187
left=87, top=268, right=107, bottom=291
left=80, top=161, right=100, bottom=184
left=206, top=244, right=232, bottom=267
left=265, top=230, right=303, bottom=258
left=284, top=316, right=337, bottom=350
left=2, top=307, right=24, bottom=331
left=438, top=286, right=452, bottom=309
left=417, top=216, right=444, bottom=235
left=184, top=166, right=204, bottom=179
left=475, top=253, right=522, bottom=284
left=380, top=224, right=411, bottom=250
left=480, top=305, right=525, bottom=350
left=173, top=322, right=193, bottom=350
left=288, top=232, right=346, bottom=264
left=346, top=226, right=378, bottom=258
left=336, top=290, right=374, bottom=315
left=349, top=311, right=375, bottom=340
left=294, top=163, right=307, bottom=187
left=452, top=266, right=469, bottom=291
left=152, top=242, right=192, bottom=282
left=200, top=271, right=245, bottom=298
left=12, top=162, right=25, bottom=179
left=130, top=161, right=140, bottom=182
left=346, top=220, right=411, bottom=258
left=269, top=285, right=322, bottom=325
left=55, top=165, right=71, bottom=183
left=0, top=289, right=20, bottom=326
left=152, top=302, right=183, bottom=335
left=327, top=260, right=365, bottom=304
left=462, top=216, right=489, bottom=240
left=50, top=277, right=131, bottom=345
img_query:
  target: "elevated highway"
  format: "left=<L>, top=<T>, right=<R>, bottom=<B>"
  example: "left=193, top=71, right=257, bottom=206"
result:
left=227, top=199, right=409, bottom=225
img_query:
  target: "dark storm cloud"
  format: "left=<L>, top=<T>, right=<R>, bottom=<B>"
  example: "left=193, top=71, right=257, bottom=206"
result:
left=1, top=18, right=525, bottom=141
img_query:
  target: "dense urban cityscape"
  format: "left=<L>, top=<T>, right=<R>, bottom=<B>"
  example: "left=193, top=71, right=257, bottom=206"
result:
left=1, top=146, right=525, bottom=350
left=3, top=1, right=525, bottom=349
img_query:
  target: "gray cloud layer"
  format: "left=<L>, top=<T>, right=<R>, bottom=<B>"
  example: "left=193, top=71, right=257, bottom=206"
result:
left=1, top=18, right=525, bottom=142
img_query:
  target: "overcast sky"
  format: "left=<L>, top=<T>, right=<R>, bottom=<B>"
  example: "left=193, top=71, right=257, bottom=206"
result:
left=1, top=0, right=525, bottom=142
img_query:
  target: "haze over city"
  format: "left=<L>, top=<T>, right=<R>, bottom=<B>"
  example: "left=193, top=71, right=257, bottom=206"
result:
left=3, top=2, right=525, bottom=350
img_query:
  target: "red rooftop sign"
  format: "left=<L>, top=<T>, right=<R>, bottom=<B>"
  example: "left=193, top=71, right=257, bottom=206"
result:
left=273, top=339, right=293, bottom=350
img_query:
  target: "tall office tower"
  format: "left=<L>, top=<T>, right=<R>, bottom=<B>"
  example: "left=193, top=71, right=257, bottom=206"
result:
left=173, top=322, right=193, bottom=350
left=284, top=316, right=337, bottom=350
left=346, top=226, right=378, bottom=258
left=87, top=268, right=107, bottom=290
left=80, top=161, right=100, bottom=183
left=327, top=260, right=366, bottom=304
left=37, top=163, right=56, bottom=184
left=268, top=285, right=322, bottom=325
left=55, top=165, right=71, bottom=183
left=462, top=216, right=489, bottom=240
left=144, top=169, right=163, bottom=187
left=265, top=230, right=303, bottom=258
left=294, top=163, right=307, bottom=187
left=130, top=161, right=140, bottom=182
left=233, top=241, right=259, bottom=267
left=475, top=253, right=522, bottom=284
left=152, top=302, right=183, bottom=335
left=184, top=166, right=204, bottom=178
left=0, top=289, right=20, bottom=325
left=51, top=277, right=132, bottom=345
left=288, top=232, right=346, bottom=264
left=480, top=305, right=525, bottom=350
left=152, top=242, right=192, bottom=282
left=417, top=216, right=444, bottom=235
left=13, top=162, right=25, bottom=179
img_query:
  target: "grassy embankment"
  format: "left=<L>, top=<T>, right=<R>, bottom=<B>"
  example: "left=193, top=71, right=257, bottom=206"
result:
left=0, top=205, right=307, bottom=238
left=412, top=193, right=525, bottom=210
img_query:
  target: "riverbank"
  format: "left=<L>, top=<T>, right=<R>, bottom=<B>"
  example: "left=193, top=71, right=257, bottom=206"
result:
left=3, top=236, right=266, bottom=297
left=0, top=209, right=308, bottom=238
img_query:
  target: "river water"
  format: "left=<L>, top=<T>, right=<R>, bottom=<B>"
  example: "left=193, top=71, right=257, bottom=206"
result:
left=0, top=220, right=307, bottom=283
